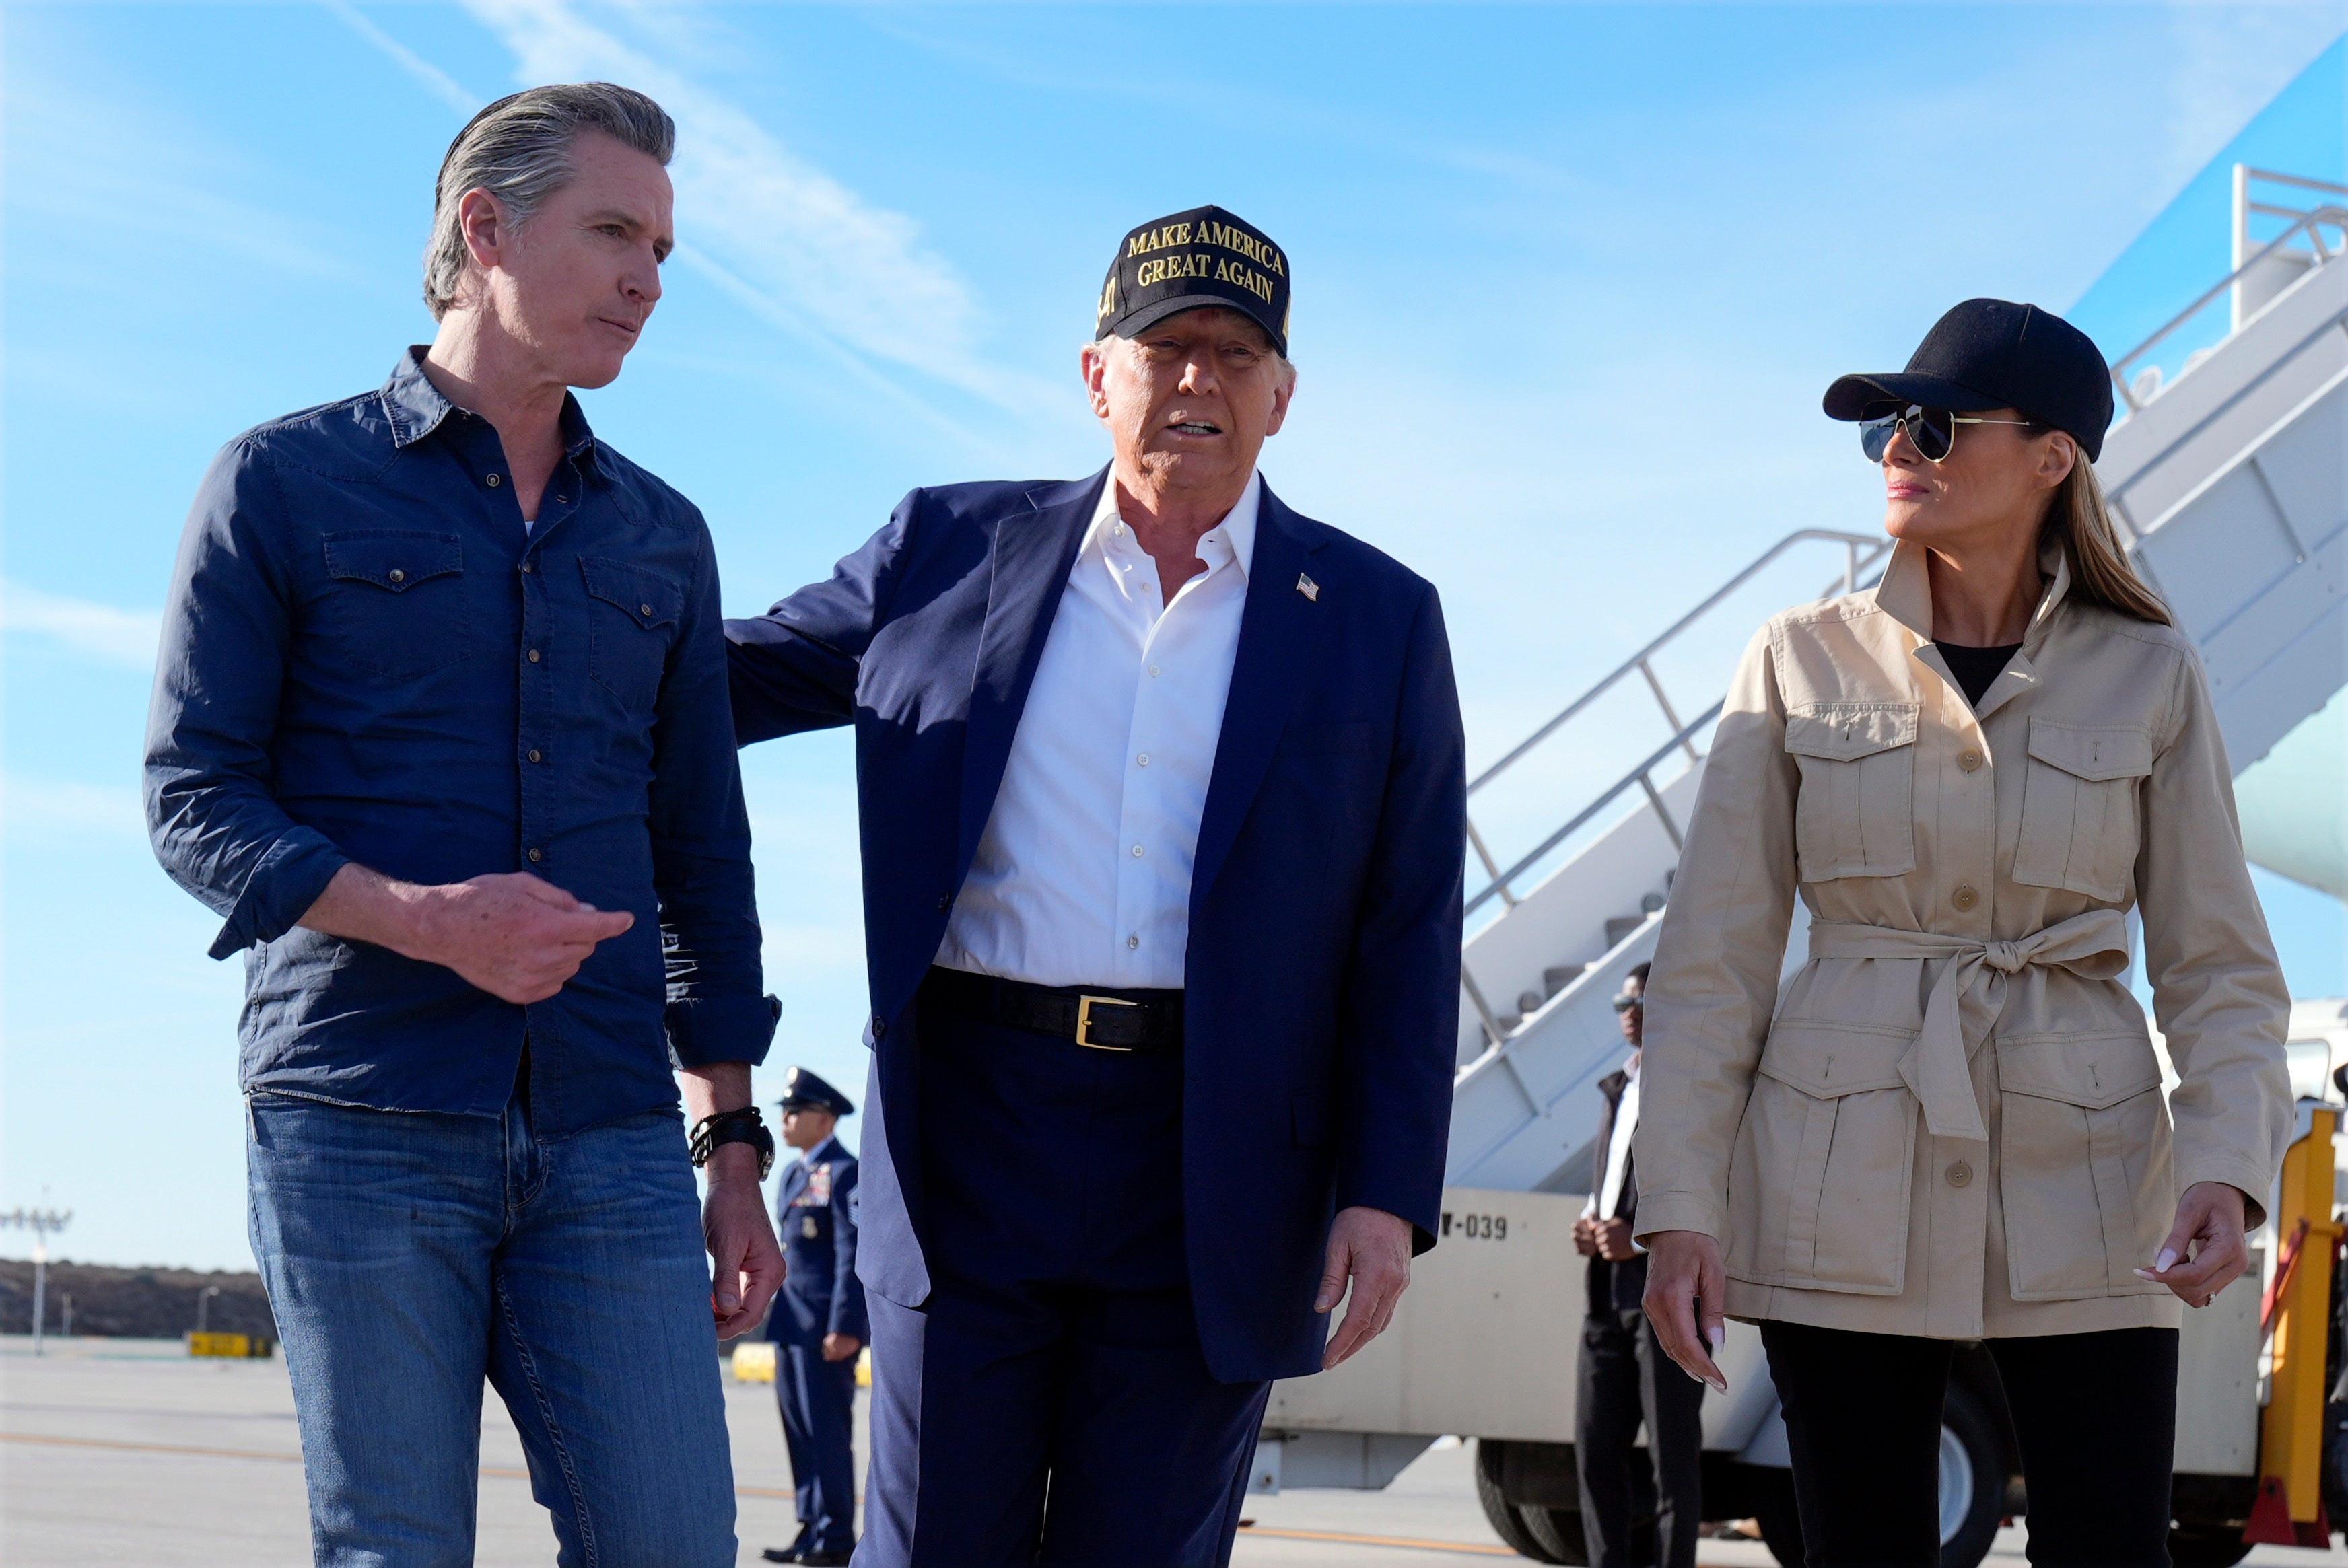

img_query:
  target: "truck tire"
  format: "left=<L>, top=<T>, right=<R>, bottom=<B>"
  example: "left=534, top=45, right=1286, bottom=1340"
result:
left=1522, top=1507, right=1591, bottom=1565
left=1746, top=1382, right=2005, bottom=1568
left=1475, top=1440, right=1568, bottom=1563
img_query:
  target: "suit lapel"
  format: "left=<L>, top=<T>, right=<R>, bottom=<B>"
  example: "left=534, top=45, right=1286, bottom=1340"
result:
left=957, top=468, right=1103, bottom=875
left=1190, top=483, right=1329, bottom=916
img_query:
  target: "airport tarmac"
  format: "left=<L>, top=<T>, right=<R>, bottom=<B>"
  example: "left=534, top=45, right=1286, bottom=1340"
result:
left=7, top=1335, right=2348, bottom=1567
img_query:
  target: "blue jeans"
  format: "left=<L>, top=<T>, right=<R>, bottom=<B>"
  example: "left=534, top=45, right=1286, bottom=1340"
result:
left=246, top=1085, right=737, bottom=1567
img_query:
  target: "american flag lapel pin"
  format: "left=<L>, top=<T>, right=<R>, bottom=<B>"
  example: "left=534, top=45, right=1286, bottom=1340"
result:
left=1296, top=573, right=1319, bottom=602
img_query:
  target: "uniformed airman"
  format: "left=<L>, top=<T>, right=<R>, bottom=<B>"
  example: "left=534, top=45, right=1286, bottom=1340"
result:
left=761, top=1067, right=865, bottom=1567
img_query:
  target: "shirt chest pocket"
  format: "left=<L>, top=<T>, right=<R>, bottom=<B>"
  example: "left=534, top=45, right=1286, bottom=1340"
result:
left=2011, top=720, right=2153, bottom=901
left=320, top=532, right=469, bottom=680
left=1784, top=703, right=1920, bottom=882
left=580, top=557, right=684, bottom=712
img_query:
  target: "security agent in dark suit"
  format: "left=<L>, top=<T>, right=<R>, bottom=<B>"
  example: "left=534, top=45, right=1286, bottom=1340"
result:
left=1573, top=964, right=1704, bottom=1568
left=761, top=1067, right=866, bottom=1567
left=726, top=205, right=1465, bottom=1566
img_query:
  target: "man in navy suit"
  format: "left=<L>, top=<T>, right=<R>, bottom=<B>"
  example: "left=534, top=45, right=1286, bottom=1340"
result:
left=763, top=1067, right=867, bottom=1566
left=727, top=206, right=1464, bottom=1567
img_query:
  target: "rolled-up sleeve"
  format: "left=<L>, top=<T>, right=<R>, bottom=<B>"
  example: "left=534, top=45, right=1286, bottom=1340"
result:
left=2137, top=645, right=2291, bottom=1224
left=144, top=443, right=351, bottom=959
left=654, top=519, right=777, bottom=1067
left=1633, top=623, right=1801, bottom=1243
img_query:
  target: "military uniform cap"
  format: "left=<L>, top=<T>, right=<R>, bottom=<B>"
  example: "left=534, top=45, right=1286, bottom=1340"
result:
left=1096, top=205, right=1290, bottom=357
left=778, top=1065, right=855, bottom=1118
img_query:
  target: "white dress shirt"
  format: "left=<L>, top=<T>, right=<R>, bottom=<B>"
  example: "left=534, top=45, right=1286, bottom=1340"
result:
left=1583, top=1057, right=1642, bottom=1240
left=935, top=471, right=1261, bottom=989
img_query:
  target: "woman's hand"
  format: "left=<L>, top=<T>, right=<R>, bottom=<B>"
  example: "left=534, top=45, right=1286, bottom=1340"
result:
left=2134, top=1181, right=2251, bottom=1308
left=1641, top=1230, right=1729, bottom=1392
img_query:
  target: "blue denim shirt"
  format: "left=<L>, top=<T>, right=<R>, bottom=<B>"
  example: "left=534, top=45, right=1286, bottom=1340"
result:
left=145, top=349, right=773, bottom=1136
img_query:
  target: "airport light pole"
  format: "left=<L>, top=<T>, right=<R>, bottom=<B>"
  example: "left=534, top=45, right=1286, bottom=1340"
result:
left=197, top=1285, right=221, bottom=1334
left=1, top=1208, right=73, bottom=1355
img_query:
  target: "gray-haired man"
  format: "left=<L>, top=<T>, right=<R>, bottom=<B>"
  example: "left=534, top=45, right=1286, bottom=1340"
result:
left=145, top=85, right=779, bottom=1565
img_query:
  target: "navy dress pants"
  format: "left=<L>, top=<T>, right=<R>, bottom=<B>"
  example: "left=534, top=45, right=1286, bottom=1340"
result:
left=775, top=1312, right=858, bottom=1556
left=854, top=987, right=1272, bottom=1567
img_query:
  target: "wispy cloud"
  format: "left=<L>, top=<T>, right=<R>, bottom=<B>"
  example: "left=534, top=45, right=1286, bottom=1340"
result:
left=367, top=0, right=1059, bottom=419
left=318, top=0, right=484, bottom=116
left=1, top=579, right=161, bottom=671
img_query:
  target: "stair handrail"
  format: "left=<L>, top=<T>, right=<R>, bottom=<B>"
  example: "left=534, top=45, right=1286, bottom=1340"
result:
left=1465, top=528, right=1890, bottom=908
left=2111, top=203, right=2348, bottom=414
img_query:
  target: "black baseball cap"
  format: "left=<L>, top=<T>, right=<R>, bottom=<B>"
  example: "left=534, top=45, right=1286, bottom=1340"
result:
left=1095, top=205, right=1290, bottom=357
left=1823, top=299, right=2115, bottom=462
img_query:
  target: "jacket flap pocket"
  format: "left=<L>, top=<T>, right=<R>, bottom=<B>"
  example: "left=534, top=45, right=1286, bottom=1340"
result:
left=2026, top=720, right=2152, bottom=782
left=323, top=531, right=462, bottom=591
left=1756, top=1022, right=1912, bottom=1098
left=1784, top=704, right=1920, bottom=763
left=1995, top=1034, right=2162, bottom=1109
left=580, top=557, right=684, bottom=629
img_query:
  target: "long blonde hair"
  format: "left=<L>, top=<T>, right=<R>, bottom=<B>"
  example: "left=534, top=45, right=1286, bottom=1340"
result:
left=2041, top=449, right=2172, bottom=626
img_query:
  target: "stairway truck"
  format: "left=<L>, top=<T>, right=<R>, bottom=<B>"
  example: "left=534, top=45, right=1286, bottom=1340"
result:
left=1257, top=1098, right=2348, bottom=1567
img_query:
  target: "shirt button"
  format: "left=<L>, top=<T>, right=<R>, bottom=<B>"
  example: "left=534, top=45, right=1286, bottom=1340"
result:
left=1128, top=935, right=1140, bottom=950
left=1946, top=1160, right=1972, bottom=1188
left=555, top=495, right=568, bottom=504
left=526, top=847, right=543, bottom=863
left=639, top=603, right=652, bottom=616
left=520, top=560, right=534, bottom=574
left=387, top=569, right=406, bottom=584
left=1148, top=664, right=1161, bottom=678
left=1958, top=748, right=1984, bottom=772
left=487, top=472, right=503, bottom=488
left=1952, top=884, right=1980, bottom=911
left=527, top=649, right=542, bottom=663
left=1137, top=754, right=1150, bottom=767
left=527, top=749, right=542, bottom=763
left=936, top=895, right=951, bottom=912
left=872, top=1016, right=888, bottom=1040
left=1131, top=845, right=1145, bottom=858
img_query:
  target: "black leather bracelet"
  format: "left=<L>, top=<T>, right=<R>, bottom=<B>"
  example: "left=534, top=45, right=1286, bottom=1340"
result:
left=689, top=1106, right=775, bottom=1180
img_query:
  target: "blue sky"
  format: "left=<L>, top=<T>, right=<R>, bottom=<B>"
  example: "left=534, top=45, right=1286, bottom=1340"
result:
left=5, top=3, right=2345, bottom=1272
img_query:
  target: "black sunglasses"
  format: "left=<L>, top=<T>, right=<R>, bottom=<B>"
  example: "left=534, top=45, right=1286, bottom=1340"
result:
left=1860, top=404, right=2040, bottom=465
left=1611, top=995, right=1644, bottom=1014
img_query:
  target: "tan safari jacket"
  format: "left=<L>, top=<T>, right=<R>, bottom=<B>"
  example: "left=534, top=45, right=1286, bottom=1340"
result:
left=1632, top=540, right=2291, bottom=1339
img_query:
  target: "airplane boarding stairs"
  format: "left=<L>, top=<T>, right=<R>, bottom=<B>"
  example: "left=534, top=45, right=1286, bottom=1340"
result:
left=1254, top=180, right=2348, bottom=1515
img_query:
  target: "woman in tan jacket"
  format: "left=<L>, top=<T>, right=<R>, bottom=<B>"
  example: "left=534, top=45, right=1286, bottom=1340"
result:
left=1634, top=298, right=2292, bottom=1562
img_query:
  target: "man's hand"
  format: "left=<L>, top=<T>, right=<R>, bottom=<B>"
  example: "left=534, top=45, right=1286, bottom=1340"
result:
left=2135, top=1181, right=2252, bottom=1308
left=1641, top=1230, right=1728, bottom=1393
left=1591, top=1218, right=1638, bottom=1263
left=682, top=1063, right=784, bottom=1340
left=300, top=863, right=634, bottom=1003
left=1573, top=1215, right=1599, bottom=1257
left=1315, top=1206, right=1413, bottom=1370
left=822, top=1333, right=861, bottom=1363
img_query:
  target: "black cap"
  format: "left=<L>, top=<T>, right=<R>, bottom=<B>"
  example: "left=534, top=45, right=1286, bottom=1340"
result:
left=777, top=1065, right=854, bottom=1118
left=1095, top=205, right=1290, bottom=357
left=1823, top=299, right=2115, bottom=462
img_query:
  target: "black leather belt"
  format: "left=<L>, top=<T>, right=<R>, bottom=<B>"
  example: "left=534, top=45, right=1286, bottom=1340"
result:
left=922, top=967, right=1183, bottom=1055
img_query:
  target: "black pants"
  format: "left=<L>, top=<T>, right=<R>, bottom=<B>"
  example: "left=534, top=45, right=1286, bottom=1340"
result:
left=1760, top=1320, right=2180, bottom=1567
left=1577, top=1294, right=1706, bottom=1568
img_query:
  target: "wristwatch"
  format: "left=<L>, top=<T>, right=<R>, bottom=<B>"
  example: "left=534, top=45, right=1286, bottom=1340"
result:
left=689, top=1106, right=776, bottom=1180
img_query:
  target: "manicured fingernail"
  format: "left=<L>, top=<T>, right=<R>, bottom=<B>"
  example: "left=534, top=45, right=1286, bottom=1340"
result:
left=2155, top=1249, right=2179, bottom=1273
left=1706, top=1326, right=1726, bottom=1354
left=2131, top=1269, right=2157, bottom=1280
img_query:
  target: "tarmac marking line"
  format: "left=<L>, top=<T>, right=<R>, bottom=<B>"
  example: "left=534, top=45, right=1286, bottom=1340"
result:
left=1235, top=1523, right=1517, bottom=1555
left=5, top=1433, right=799, bottom=1503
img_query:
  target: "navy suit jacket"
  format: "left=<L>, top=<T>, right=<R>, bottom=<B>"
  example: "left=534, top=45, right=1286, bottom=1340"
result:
left=726, top=468, right=1465, bottom=1382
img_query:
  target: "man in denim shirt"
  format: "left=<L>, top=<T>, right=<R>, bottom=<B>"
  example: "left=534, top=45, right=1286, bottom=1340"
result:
left=143, top=84, right=780, bottom=1566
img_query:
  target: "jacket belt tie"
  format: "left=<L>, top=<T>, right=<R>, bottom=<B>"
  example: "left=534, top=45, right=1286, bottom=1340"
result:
left=1805, top=910, right=2133, bottom=1143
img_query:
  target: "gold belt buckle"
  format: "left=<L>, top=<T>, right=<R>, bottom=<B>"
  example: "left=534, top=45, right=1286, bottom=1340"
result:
left=1074, top=995, right=1138, bottom=1051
